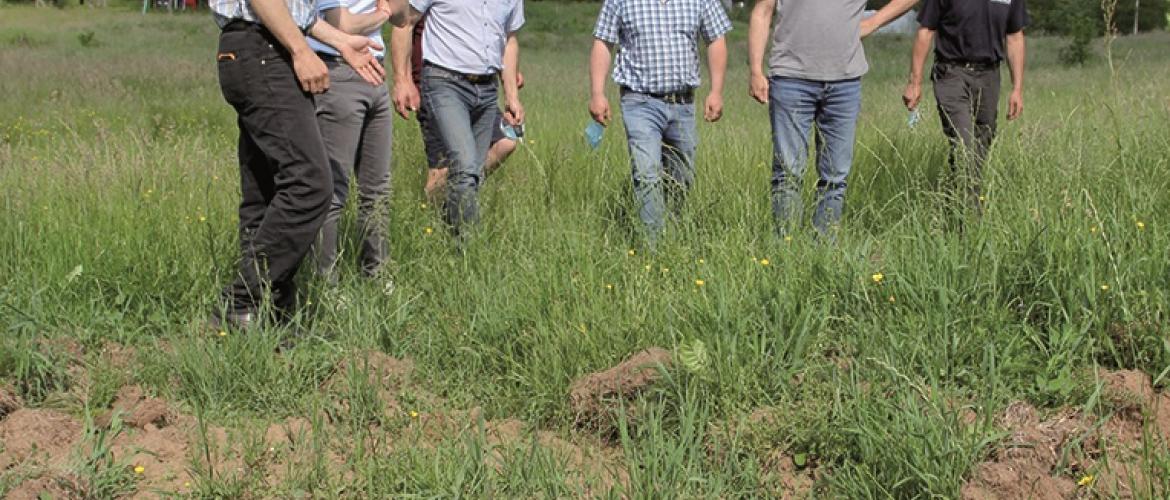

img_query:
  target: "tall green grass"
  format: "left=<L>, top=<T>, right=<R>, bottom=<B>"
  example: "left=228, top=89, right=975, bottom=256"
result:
left=2, top=4, right=1169, bottom=496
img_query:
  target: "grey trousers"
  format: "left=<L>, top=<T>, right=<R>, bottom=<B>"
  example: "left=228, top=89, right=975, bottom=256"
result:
left=932, top=62, right=1000, bottom=212
left=314, top=61, right=392, bottom=279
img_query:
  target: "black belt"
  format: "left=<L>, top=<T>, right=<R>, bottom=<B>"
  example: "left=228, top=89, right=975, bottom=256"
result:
left=938, top=59, right=999, bottom=71
left=423, top=63, right=497, bottom=84
left=316, top=52, right=384, bottom=65
left=621, top=87, right=694, bottom=104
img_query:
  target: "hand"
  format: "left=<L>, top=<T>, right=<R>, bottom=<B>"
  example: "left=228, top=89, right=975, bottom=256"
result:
left=903, top=82, right=921, bottom=111
left=749, top=73, right=769, bottom=105
left=516, top=71, right=525, bottom=90
left=503, top=97, right=525, bottom=126
left=589, top=94, right=611, bottom=126
left=292, top=50, right=330, bottom=94
left=860, top=19, right=877, bottom=39
left=1008, top=88, right=1024, bottom=120
left=393, top=80, right=420, bottom=119
left=704, top=92, right=723, bottom=122
left=338, top=35, right=386, bottom=86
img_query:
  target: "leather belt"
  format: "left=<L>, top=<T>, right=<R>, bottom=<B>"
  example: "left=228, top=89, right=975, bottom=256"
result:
left=621, top=87, right=695, bottom=104
left=423, top=63, right=497, bottom=84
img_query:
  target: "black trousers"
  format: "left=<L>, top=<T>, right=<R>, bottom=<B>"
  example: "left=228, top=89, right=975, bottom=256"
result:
left=932, top=62, right=1000, bottom=212
left=216, top=25, right=331, bottom=315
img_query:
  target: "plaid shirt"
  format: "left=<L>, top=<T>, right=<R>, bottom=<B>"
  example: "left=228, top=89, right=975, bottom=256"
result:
left=211, top=0, right=318, bottom=30
left=594, top=0, right=732, bottom=94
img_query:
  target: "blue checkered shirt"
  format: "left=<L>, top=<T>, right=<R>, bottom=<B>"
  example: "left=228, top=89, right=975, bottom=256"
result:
left=594, top=0, right=732, bottom=94
left=211, top=0, right=318, bottom=30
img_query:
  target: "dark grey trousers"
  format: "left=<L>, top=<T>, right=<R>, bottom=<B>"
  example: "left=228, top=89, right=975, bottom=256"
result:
left=313, top=61, right=392, bottom=280
left=932, top=62, right=1000, bottom=212
left=217, top=25, right=332, bottom=315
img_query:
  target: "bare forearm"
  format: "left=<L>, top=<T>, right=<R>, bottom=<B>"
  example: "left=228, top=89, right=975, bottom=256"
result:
left=1007, top=33, right=1025, bottom=91
left=341, top=11, right=388, bottom=35
left=706, top=37, right=727, bottom=95
left=590, top=39, right=612, bottom=98
left=869, top=0, right=918, bottom=28
left=502, top=34, right=520, bottom=102
left=309, top=20, right=357, bottom=52
left=748, top=0, right=774, bottom=77
left=251, top=0, right=312, bottom=55
left=909, top=28, right=934, bottom=85
left=390, top=25, right=414, bottom=84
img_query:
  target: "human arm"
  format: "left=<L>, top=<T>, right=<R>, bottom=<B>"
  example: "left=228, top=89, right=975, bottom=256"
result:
left=501, top=33, right=524, bottom=125
left=704, top=36, right=726, bottom=122
left=308, top=20, right=385, bottom=85
left=322, top=6, right=388, bottom=35
left=589, top=39, right=613, bottom=126
left=747, top=0, right=775, bottom=105
left=389, top=13, right=421, bottom=118
left=249, top=0, right=329, bottom=93
left=1005, top=31, right=1025, bottom=120
left=903, top=27, right=934, bottom=110
left=860, top=0, right=918, bottom=38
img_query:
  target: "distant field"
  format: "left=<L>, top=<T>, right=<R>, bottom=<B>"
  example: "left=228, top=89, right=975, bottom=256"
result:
left=2, top=4, right=1170, bottom=497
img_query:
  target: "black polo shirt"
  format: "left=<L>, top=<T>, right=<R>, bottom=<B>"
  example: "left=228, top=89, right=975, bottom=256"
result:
left=918, top=0, right=1030, bottom=65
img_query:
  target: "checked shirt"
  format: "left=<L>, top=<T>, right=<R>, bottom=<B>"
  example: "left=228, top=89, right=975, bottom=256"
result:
left=211, top=0, right=319, bottom=30
left=593, top=0, right=732, bottom=94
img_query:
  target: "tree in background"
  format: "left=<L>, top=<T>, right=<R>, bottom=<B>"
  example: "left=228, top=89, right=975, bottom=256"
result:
left=865, top=0, right=1167, bottom=34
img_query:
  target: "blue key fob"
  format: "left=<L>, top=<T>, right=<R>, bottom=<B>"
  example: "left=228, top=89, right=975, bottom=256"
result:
left=585, top=121, right=604, bottom=149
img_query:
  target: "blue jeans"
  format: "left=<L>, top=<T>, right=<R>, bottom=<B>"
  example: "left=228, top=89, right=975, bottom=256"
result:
left=620, top=91, right=697, bottom=239
left=769, top=77, right=862, bottom=236
left=419, top=65, right=499, bottom=234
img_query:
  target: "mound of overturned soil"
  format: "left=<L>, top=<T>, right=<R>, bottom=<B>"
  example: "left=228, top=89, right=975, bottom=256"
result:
left=569, top=348, right=673, bottom=433
left=963, top=370, right=1170, bottom=499
left=0, top=409, right=83, bottom=471
left=96, top=385, right=173, bottom=429
left=0, top=384, right=21, bottom=419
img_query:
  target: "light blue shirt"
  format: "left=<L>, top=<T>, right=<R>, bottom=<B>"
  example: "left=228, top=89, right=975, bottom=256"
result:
left=307, top=0, right=386, bottom=59
left=410, top=0, right=525, bottom=75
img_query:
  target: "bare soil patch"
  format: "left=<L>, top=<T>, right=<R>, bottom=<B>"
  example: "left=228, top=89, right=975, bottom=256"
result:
left=962, top=370, right=1170, bottom=499
left=569, top=347, right=673, bottom=433
left=0, top=409, right=83, bottom=471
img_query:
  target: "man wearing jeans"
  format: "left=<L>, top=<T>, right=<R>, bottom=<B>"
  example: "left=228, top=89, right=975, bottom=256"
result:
left=210, top=0, right=387, bottom=328
left=902, top=0, right=1029, bottom=213
left=748, top=0, right=914, bottom=238
left=589, top=0, right=731, bottom=242
left=308, top=0, right=407, bottom=282
left=389, top=0, right=525, bottom=238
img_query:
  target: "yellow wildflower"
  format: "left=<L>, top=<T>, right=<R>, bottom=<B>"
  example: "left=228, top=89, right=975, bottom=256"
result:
left=409, top=410, right=419, bottom=419
left=1136, top=221, right=1145, bottom=230
left=759, top=259, right=770, bottom=267
left=645, top=264, right=652, bottom=271
left=888, top=295, right=896, bottom=304
left=784, top=235, right=793, bottom=243
left=1078, top=475, right=1095, bottom=487
left=1101, top=284, right=1110, bottom=292
left=695, top=279, right=705, bottom=287
left=424, top=227, right=434, bottom=235
left=134, top=465, right=145, bottom=475
left=627, top=249, right=636, bottom=257
left=1090, top=226, right=1098, bottom=234
left=872, top=273, right=885, bottom=284
left=198, top=215, right=207, bottom=223
left=697, top=258, right=705, bottom=265
left=661, top=267, right=670, bottom=273
left=420, top=203, right=427, bottom=209
left=605, top=284, right=614, bottom=291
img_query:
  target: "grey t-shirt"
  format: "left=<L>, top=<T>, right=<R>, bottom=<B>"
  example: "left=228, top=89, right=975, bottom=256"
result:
left=769, top=0, right=868, bottom=81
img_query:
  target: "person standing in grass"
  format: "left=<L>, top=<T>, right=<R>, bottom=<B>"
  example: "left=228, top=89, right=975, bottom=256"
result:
left=748, top=0, right=915, bottom=239
left=588, top=0, right=732, bottom=243
left=308, top=0, right=409, bottom=283
left=388, top=0, right=526, bottom=240
left=209, top=0, right=390, bottom=329
left=402, top=14, right=522, bottom=202
left=901, top=0, right=1030, bottom=214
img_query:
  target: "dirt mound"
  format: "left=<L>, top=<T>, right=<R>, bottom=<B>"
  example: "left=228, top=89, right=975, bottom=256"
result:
left=569, top=348, right=673, bottom=432
left=3, top=474, right=86, bottom=500
left=97, top=385, right=173, bottom=429
left=112, top=420, right=198, bottom=496
left=0, top=384, right=22, bottom=419
left=964, top=370, right=1170, bottom=499
left=0, top=409, right=83, bottom=470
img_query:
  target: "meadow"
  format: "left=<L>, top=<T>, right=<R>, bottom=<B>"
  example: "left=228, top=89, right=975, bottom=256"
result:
left=2, top=3, right=1170, bottom=497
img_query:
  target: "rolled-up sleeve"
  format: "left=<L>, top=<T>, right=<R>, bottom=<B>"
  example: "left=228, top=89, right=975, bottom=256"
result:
left=409, top=0, right=432, bottom=14
left=593, top=0, right=620, bottom=44
left=917, top=0, right=941, bottom=29
left=699, top=0, right=732, bottom=42
left=507, top=1, right=525, bottom=33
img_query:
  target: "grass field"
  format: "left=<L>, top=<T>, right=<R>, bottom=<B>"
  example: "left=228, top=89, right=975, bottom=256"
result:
left=2, top=3, right=1170, bottom=498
